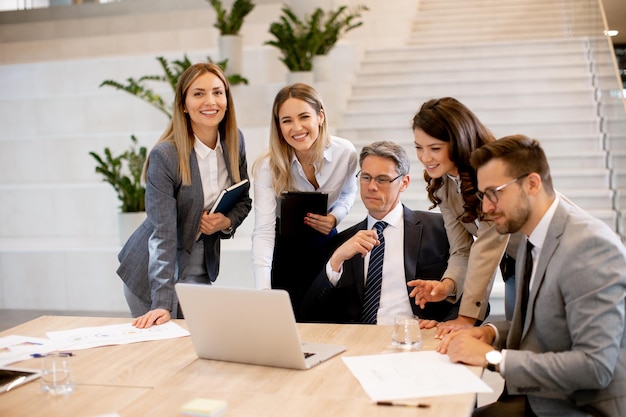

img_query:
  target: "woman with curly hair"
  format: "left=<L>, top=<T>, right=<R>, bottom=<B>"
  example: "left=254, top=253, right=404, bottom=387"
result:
left=409, top=97, right=520, bottom=336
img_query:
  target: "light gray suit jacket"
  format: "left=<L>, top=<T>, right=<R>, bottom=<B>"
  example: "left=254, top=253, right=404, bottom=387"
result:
left=493, top=198, right=626, bottom=416
left=117, top=130, right=252, bottom=312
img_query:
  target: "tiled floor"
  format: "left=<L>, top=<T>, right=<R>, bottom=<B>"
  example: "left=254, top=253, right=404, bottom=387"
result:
left=0, top=308, right=503, bottom=407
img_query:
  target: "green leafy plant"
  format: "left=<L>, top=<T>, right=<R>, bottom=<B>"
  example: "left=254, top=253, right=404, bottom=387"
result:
left=311, top=4, right=369, bottom=56
left=208, top=0, right=255, bottom=35
left=89, top=135, right=147, bottom=213
left=265, top=4, right=369, bottom=72
left=265, top=7, right=318, bottom=72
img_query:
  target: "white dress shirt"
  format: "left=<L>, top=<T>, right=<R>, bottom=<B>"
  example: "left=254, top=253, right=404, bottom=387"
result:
left=251, top=136, right=358, bottom=289
left=194, top=134, right=229, bottom=211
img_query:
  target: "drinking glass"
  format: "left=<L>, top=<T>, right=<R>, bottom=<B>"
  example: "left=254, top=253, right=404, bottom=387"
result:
left=391, top=316, right=422, bottom=350
left=40, top=353, right=75, bottom=396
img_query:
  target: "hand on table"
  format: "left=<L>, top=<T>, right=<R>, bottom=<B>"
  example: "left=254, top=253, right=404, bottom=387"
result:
left=132, top=308, right=171, bottom=329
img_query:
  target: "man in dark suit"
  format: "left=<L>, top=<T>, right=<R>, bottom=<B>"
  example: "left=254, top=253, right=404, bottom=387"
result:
left=440, top=135, right=626, bottom=416
left=302, top=141, right=459, bottom=325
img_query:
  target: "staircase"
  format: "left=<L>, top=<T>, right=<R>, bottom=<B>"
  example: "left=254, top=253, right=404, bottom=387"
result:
left=337, top=0, right=626, bottom=240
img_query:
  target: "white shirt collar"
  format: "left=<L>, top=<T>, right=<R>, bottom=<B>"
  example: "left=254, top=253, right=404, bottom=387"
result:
left=528, top=196, right=560, bottom=251
left=193, top=132, right=222, bottom=159
left=447, top=173, right=462, bottom=194
left=367, top=202, right=404, bottom=230
left=290, top=143, right=332, bottom=167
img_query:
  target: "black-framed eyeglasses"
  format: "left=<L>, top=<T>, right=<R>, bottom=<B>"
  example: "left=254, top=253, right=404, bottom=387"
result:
left=357, top=171, right=403, bottom=186
left=476, top=173, right=530, bottom=204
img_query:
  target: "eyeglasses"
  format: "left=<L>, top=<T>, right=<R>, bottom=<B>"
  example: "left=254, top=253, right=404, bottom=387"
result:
left=476, top=173, right=529, bottom=204
left=357, top=171, right=403, bottom=186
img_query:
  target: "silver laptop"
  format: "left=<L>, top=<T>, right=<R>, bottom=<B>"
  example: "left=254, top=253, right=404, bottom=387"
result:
left=175, top=284, right=347, bottom=370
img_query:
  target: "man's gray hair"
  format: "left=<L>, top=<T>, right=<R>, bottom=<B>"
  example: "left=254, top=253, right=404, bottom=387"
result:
left=359, top=141, right=410, bottom=176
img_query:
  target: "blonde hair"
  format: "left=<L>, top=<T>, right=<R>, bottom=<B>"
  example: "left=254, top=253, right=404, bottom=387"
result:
left=259, top=83, right=330, bottom=195
left=145, top=62, right=241, bottom=185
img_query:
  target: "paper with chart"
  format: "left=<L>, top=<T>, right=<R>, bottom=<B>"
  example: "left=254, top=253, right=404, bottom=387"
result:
left=45, top=321, right=190, bottom=351
left=0, top=335, right=63, bottom=366
left=342, top=350, right=492, bottom=402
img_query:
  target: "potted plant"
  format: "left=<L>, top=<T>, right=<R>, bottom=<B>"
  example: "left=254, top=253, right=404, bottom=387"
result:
left=207, top=0, right=255, bottom=76
left=265, top=5, right=369, bottom=84
left=310, top=5, right=369, bottom=81
left=265, top=6, right=318, bottom=84
left=89, top=135, right=147, bottom=244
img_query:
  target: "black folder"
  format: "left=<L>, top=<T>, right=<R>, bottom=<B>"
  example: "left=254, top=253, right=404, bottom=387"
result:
left=279, top=191, right=328, bottom=236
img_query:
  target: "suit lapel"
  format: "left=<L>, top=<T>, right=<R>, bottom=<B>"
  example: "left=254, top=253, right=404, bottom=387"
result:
left=403, top=206, right=422, bottom=285
left=523, top=201, right=566, bottom=336
left=355, top=218, right=368, bottom=300
left=510, top=200, right=568, bottom=347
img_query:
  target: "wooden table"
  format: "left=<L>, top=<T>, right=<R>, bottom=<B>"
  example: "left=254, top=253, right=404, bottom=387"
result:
left=0, top=316, right=480, bottom=417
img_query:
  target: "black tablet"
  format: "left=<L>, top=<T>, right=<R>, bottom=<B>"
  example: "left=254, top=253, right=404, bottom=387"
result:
left=0, top=367, right=41, bottom=394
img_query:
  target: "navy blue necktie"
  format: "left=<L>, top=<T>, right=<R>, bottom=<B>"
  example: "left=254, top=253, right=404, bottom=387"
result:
left=361, top=221, right=388, bottom=324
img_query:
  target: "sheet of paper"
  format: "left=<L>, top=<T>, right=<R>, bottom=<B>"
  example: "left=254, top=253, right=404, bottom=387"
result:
left=0, top=335, right=63, bottom=366
left=45, top=321, right=190, bottom=351
left=342, top=351, right=492, bottom=402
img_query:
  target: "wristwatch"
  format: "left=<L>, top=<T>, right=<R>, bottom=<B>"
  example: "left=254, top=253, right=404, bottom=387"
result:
left=485, top=350, right=502, bottom=372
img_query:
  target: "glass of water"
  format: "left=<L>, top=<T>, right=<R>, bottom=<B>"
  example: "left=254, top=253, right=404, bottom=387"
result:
left=40, top=352, right=75, bottom=396
left=391, top=316, right=422, bottom=350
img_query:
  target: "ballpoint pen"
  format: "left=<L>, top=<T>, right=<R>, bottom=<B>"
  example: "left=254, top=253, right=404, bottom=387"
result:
left=376, top=401, right=430, bottom=408
left=30, top=352, right=74, bottom=358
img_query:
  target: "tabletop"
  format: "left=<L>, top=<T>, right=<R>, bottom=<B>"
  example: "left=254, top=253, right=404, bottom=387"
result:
left=0, top=316, right=480, bottom=417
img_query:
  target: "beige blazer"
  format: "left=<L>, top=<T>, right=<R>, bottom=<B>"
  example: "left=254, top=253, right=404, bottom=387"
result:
left=436, top=177, right=512, bottom=320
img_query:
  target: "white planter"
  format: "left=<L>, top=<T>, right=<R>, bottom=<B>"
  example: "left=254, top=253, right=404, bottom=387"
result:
left=118, top=211, right=146, bottom=246
left=313, top=55, right=332, bottom=82
left=286, top=71, right=314, bottom=85
left=218, top=35, right=243, bottom=77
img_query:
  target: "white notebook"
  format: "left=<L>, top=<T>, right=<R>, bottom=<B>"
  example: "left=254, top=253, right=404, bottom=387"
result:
left=175, top=284, right=346, bottom=370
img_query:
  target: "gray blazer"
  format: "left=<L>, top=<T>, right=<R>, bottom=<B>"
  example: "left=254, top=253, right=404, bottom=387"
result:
left=493, top=198, right=626, bottom=416
left=117, top=130, right=252, bottom=312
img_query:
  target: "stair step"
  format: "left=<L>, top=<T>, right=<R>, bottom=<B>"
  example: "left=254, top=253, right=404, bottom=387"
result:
left=345, top=91, right=597, bottom=113
left=361, top=54, right=591, bottom=74
left=350, top=75, right=594, bottom=98
left=356, top=66, right=591, bottom=85
left=343, top=105, right=598, bottom=126
left=364, top=38, right=589, bottom=62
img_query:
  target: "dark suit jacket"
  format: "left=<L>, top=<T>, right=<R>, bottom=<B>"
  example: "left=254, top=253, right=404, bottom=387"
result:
left=302, top=206, right=458, bottom=323
left=117, top=129, right=252, bottom=311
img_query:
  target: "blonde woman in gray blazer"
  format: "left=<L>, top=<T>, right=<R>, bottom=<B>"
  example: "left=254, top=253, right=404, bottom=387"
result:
left=117, top=63, right=251, bottom=328
left=410, top=98, right=521, bottom=336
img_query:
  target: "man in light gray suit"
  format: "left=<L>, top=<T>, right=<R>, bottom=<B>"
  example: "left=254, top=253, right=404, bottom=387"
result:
left=439, top=135, right=626, bottom=416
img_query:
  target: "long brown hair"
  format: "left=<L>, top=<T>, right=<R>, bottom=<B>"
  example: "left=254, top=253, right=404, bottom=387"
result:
left=145, top=62, right=241, bottom=185
left=412, top=97, right=495, bottom=222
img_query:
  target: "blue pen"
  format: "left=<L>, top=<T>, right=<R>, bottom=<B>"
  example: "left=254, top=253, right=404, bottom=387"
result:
left=31, top=352, right=74, bottom=358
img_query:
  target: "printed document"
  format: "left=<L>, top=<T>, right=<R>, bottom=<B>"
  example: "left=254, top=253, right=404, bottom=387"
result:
left=342, top=351, right=492, bottom=401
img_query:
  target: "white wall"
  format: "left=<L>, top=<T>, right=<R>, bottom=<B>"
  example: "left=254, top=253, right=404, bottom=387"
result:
left=0, top=0, right=421, bottom=312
